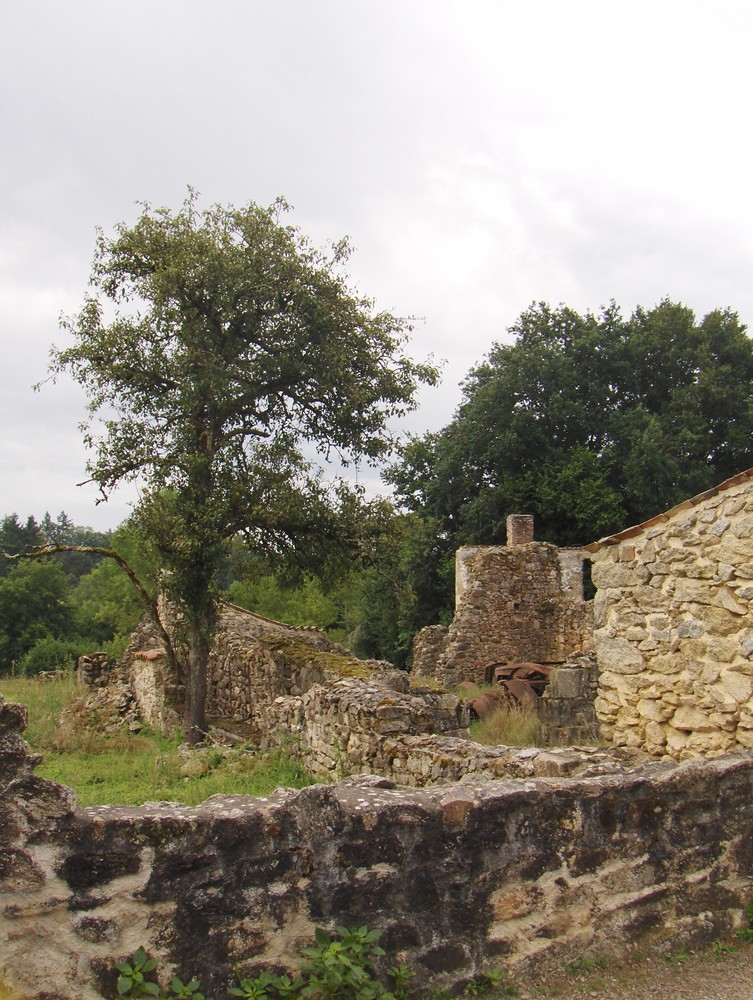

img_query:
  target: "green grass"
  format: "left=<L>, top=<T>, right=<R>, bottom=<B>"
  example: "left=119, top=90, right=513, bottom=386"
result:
left=0, top=675, right=314, bottom=807
left=469, top=701, right=545, bottom=747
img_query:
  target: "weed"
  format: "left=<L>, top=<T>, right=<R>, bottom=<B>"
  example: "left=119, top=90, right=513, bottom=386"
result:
left=0, top=677, right=314, bottom=806
left=389, top=964, right=413, bottom=1000
left=463, top=968, right=517, bottom=997
left=469, top=703, right=544, bottom=748
left=231, top=926, right=394, bottom=1000
left=564, top=956, right=607, bottom=977
left=711, top=940, right=736, bottom=960
left=664, top=946, right=689, bottom=964
left=116, top=947, right=208, bottom=999
left=735, top=904, right=753, bottom=943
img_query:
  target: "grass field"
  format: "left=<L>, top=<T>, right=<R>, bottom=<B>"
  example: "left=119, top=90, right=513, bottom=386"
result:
left=0, top=675, right=314, bottom=807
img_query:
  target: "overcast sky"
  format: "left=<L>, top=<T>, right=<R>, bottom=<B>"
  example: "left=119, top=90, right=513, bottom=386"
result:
left=2, top=0, right=753, bottom=530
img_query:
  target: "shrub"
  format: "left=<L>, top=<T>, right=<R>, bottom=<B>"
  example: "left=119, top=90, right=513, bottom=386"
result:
left=17, top=636, right=83, bottom=676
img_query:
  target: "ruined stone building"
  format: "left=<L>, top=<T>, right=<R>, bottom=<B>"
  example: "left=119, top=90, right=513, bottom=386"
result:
left=412, top=471, right=753, bottom=761
left=78, top=468, right=753, bottom=770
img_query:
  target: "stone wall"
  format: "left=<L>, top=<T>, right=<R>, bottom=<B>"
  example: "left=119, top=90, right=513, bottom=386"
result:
left=412, top=544, right=593, bottom=688
left=115, top=604, right=475, bottom=783
left=4, top=691, right=753, bottom=1000
left=538, top=653, right=599, bottom=743
left=588, top=471, right=753, bottom=758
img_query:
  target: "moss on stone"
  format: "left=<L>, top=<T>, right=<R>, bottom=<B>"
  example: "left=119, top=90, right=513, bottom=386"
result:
left=261, top=636, right=371, bottom=679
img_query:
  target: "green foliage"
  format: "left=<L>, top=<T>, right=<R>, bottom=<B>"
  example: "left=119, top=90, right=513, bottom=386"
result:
left=711, top=940, right=736, bottom=959
left=226, top=575, right=342, bottom=634
left=564, top=956, right=608, bottom=976
left=0, top=560, right=76, bottom=671
left=70, top=519, right=158, bottom=646
left=117, top=947, right=161, bottom=997
left=0, top=514, right=44, bottom=577
left=52, top=191, right=438, bottom=740
left=17, top=636, right=83, bottom=676
left=462, top=969, right=516, bottom=998
left=232, top=926, right=394, bottom=1000
left=388, top=299, right=753, bottom=585
left=735, top=904, right=753, bottom=943
left=116, top=947, right=208, bottom=999
left=40, top=510, right=112, bottom=581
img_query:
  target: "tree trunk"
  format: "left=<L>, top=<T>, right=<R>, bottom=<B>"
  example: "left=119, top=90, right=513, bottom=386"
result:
left=184, top=618, right=211, bottom=745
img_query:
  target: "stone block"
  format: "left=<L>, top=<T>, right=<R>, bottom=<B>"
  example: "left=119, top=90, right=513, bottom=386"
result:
left=596, top=637, right=644, bottom=674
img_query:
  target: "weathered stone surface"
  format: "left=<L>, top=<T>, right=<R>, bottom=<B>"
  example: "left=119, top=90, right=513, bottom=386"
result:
left=3, top=694, right=753, bottom=1000
left=592, top=476, right=753, bottom=758
left=412, top=544, right=592, bottom=688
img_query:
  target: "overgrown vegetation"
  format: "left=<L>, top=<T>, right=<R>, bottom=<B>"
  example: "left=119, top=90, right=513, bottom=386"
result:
left=469, top=702, right=544, bottom=748
left=112, top=930, right=517, bottom=1000
left=0, top=676, right=313, bottom=806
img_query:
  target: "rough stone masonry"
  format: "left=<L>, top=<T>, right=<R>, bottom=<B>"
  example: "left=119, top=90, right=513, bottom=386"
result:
left=4, top=691, right=753, bottom=999
left=587, top=470, right=753, bottom=759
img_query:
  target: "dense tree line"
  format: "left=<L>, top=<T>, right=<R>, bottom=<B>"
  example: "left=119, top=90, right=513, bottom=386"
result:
left=384, top=299, right=753, bottom=623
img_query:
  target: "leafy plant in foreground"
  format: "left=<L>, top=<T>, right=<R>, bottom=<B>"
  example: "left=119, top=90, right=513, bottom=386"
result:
left=231, top=926, right=396, bottom=1000
left=116, top=947, right=208, bottom=1000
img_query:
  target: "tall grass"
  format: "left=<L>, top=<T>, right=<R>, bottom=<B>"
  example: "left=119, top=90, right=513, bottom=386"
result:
left=0, top=675, right=314, bottom=806
left=470, top=702, right=544, bottom=747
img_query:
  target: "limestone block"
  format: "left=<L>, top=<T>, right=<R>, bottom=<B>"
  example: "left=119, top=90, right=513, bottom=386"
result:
left=647, top=653, right=683, bottom=675
left=670, top=706, right=716, bottom=733
left=715, top=588, right=747, bottom=615
left=644, top=721, right=667, bottom=747
left=637, top=698, right=671, bottom=723
left=700, top=607, right=744, bottom=637
left=673, top=579, right=716, bottom=604
left=732, top=514, right=753, bottom=538
left=709, top=712, right=738, bottom=731
left=717, top=562, right=736, bottom=581
left=665, top=726, right=689, bottom=754
left=741, top=633, right=753, bottom=658
left=700, top=663, right=721, bottom=685
left=625, top=626, right=649, bottom=641
left=596, top=637, right=644, bottom=674
left=717, top=671, right=753, bottom=703
left=590, top=562, right=640, bottom=589
left=705, top=636, right=740, bottom=663
left=708, top=517, right=732, bottom=537
left=676, top=619, right=704, bottom=639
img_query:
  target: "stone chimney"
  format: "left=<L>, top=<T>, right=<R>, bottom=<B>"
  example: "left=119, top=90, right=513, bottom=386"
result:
left=506, top=514, right=534, bottom=546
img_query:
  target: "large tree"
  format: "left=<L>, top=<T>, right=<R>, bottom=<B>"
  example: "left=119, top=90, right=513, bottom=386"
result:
left=388, top=299, right=753, bottom=557
left=40, top=192, right=438, bottom=742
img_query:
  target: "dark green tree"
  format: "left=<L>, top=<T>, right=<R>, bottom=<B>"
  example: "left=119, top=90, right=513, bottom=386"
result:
left=40, top=511, right=112, bottom=580
left=40, top=192, right=438, bottom=742
left=389, top=298, right=753, bottom=572
left=0, top=560, right=75, bottom=669
left=0, top=515, right=44, bottom=577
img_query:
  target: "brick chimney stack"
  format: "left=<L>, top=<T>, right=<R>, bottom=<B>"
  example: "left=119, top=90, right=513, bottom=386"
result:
left=506, top=514, right=534, bottom=546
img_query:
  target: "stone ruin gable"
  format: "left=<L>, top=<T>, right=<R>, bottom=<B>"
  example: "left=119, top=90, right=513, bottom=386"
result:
left=5, top=691, right=753, bottom=999
left=412, top=541, right=593, bottom=689
left=586, top=468, right=753, bottom=759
